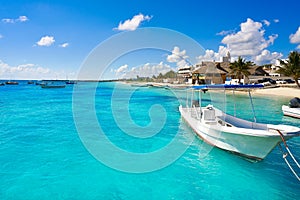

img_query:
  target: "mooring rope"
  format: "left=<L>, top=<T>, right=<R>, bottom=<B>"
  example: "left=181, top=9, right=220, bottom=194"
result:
left=274, top=128, right=300, bottom=181
left=276, top=129, right=300, bottom=168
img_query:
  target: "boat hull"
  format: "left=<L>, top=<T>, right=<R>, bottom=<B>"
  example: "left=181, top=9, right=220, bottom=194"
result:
left=5, top=81, right=18, bottom=85
left=41, top=85, right=66, bottom=88
left=179, top=106, right=300, bottom=160
left=282, top=105, right=300, bottom=119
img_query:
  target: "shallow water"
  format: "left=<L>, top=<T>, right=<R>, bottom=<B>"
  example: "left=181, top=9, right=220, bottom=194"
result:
left=0, top=81, right=299, bottom=199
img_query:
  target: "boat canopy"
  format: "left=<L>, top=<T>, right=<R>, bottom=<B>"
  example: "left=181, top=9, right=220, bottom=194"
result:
left=192, top=84, right=264, bottom=90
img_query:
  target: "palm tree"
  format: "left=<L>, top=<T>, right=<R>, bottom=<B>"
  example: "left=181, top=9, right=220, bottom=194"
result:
left=229, top=56, right=252, bottom=84
left=277, top=51, right=300, bottom=88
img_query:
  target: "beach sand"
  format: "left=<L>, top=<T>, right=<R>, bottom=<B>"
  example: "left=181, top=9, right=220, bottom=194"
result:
left=122, top=81, right=300, bottom=98
left=252, top=87, right=300, bottom=98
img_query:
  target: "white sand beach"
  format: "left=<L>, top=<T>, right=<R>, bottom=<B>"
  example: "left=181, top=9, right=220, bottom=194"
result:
left=123, top=81, right=300, bottom=98
left=252, top=87, right=300, bottom=98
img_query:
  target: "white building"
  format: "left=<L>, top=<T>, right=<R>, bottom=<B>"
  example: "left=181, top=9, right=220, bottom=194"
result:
left=265, top=60, right=283, bottom=77
left=177, top=66, right=192, bottom=78
left=222, top=51, right=231, bottom=63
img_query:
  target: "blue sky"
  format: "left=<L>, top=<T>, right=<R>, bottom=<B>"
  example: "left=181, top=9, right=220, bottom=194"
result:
left=0, top=0, right=299, bottom=79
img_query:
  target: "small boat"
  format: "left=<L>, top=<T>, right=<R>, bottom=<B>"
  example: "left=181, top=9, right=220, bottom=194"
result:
left=282, top=97, right=300, bottom=118
left=5, top=81, right=18, bottom=85
left=0, top=83, right=5, bottom=86
left=66, top=80, right=77, bottom=84
left=41, top=84, right=66, bottom=88
left=27, top=81, right=34, bottom=84
left=130, top=83, right=149, bottom=87
left=180, top=84, right=300, bottom=180
left=35, top=81, right=45, bottom=85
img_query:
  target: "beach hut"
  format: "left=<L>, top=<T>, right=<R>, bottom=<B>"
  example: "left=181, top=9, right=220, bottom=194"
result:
left=192, top=62, right=228, bottom=84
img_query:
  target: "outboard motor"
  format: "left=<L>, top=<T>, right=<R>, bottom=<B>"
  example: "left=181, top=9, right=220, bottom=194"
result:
left=289, top=97, right=300, bottom=108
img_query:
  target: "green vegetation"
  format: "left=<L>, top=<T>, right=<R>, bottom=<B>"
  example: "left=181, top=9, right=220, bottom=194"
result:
left=277, top=51, right=300, bottom=88
left=126, top=70, right=177, bottom=82
left=229, top=56, right=252, bottom=83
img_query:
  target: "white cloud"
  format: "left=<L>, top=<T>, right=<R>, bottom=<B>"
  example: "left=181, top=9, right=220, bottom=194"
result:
left=36, top=36, right=55, bottom=47
left=59, top=42, right=69, bottom=48
left=0, top=34, right=3, bottom=39
left=0, top=60, right=52, bottom=79
left=17, top=16, right=29, bottom=22
left=115, top=13, right=152, bottom=31
left=114, top=62, right=173, bottom=79
left=221, top=18, right=278, bottom=57
left=0, top=60, right=77, bottom=80
left=167, top=46, right=188, bottom=62
left=262, top=19, right=270, bottom=26
left=254, top=50, right=283, bottom=65
left=115, top=64, right=128, bottom=73
left=167, top=46, right=189, bottom=68
left=289, top=27, right=300, bottom=44
left=197, top=46, right=229, bottom=62
left=199, top=18, right=281, bottom=65
left=2, top=15, right=29, bottom=23
left=217, top=30, right=234, bottom=36
left=274, top=19, right=279, bottom=23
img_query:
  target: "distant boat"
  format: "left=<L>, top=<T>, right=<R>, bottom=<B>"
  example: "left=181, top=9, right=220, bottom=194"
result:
left=65, top=80, right=77, bottom=84
left=27, top=81, right=34, bottom=84
left=282, top=97, right=300, bottom=118
left=35, top=81, right=45, bottom=85
left=5, top=81, right=18, bottom=85
left=131, top=83, right=153, bottom=87
left=130, top=83, right=148, bottom=87
left=41, top=84, right=66, bottom=89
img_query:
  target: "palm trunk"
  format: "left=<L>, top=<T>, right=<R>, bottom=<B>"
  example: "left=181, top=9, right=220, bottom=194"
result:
left=238, top=74, right=242, bottom=84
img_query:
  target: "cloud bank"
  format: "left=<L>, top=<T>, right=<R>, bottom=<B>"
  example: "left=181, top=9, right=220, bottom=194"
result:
left=0, top=60, right=76, bottom=80
left=200, top=18, right=282, bottom=65
left=114, top=62, right=173, bottom=79
left=0, top=61, right=50, bottom=79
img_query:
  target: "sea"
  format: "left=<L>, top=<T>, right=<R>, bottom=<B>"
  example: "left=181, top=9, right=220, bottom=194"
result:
left=0, top=80, right=299, bottom=200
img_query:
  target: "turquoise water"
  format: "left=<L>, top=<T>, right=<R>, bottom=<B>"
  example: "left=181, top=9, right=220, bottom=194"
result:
left=0, top=81, right=299, bottom=199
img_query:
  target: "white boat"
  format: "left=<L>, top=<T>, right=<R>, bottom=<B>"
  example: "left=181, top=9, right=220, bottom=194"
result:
left=282, top=105, right=300, bottom=118
left=180, top=84, right=300, bottom=172
left=282, top=97, right=300, bottom=118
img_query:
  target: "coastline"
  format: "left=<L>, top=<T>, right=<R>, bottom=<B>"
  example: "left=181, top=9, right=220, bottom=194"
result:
left=122, top=81, right=300, bottom=98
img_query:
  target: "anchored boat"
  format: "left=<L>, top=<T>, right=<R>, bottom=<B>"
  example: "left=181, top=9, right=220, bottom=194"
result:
left=180, top=84, right=300, bottom=180
left=5, top=81, right=19, bottom=85
left=41, top=83, right=66, bottom=88
left=282, top=97, right=300, bottom=119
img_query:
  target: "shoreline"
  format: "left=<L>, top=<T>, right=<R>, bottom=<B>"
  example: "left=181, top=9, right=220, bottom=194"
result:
left=122, top=81, right=300, bottom=98
left=251, top=87, right=300, bottom=98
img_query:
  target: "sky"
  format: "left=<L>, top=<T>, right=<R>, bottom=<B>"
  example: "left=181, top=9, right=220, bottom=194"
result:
left=0, top=0, right=299, bottom=80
